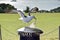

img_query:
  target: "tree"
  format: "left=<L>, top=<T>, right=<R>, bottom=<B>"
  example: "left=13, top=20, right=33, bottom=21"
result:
left=34, top=7, right=39, bottom=12
left=0, top=7, right=4, bottom=13
left=0, top=3, right=16, bottom=13
left=24, top=6, right=30, bottom=13
left=50, top=7, right=60, bottom=13
left=31, top=7, right=39, bottom=13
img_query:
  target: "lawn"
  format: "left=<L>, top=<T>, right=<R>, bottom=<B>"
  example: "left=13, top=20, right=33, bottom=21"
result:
left=0, top=13, right=60, bottom=40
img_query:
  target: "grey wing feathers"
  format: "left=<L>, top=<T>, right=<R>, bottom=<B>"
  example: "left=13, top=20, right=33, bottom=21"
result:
left=17, top=10, right=26, bottom=17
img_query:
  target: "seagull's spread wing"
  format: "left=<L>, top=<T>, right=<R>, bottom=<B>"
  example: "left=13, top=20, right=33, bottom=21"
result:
left=17, top=10, right=26, bottom=17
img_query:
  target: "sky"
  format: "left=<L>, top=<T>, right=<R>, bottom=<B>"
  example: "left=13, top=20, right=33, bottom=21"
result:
left=0, top=0, right=60, bottom=10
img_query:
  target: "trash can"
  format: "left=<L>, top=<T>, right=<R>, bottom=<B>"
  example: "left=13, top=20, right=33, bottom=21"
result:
left=18, top=27, right=43, bottom=40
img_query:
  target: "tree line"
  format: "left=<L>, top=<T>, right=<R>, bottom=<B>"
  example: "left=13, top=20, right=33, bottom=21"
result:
left=0, top=3, right=16, bottom=13
left=0, top=3, right=60, bottom=13
left=24, top=6, right=60, bottom=13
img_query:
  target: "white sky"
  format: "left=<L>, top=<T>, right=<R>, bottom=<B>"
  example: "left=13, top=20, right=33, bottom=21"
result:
left=0, top=0, right=60, bottom=10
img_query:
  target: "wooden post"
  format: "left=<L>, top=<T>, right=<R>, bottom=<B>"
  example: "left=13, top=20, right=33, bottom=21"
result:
left=59, top=26, right=60, bottom=40
left=0, top=25, right=2, bottom=40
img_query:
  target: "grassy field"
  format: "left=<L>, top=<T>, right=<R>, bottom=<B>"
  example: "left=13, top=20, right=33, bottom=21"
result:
left=0, top=13, right=60, bottom=40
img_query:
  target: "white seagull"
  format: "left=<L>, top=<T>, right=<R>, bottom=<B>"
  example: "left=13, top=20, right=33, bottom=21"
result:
left=13, top=10, right=36, bottom=23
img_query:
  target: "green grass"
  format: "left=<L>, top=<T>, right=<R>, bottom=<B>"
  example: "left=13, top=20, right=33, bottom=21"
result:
left=0, top=13, right=60, bottom=40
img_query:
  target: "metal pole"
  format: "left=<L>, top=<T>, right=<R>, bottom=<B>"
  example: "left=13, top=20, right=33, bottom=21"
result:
left=0, top=24, right=2, bottom=40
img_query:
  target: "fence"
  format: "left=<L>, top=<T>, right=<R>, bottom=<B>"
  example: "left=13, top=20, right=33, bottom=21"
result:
left=0, top=24, right=59, bottom=40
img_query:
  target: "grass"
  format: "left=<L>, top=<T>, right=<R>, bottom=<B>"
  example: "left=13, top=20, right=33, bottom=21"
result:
left=0, top=13, right=60, bottom=40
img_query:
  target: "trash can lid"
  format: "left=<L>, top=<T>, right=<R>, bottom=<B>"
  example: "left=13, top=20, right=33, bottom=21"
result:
left=18, top=27, right=43, bottom=34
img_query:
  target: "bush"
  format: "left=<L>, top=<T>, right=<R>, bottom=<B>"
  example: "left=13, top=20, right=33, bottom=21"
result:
left=24, top=6, right=30, bottom=13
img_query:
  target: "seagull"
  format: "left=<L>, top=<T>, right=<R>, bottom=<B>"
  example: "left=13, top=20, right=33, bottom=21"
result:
left=12, top=10, right=36, bottom=23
